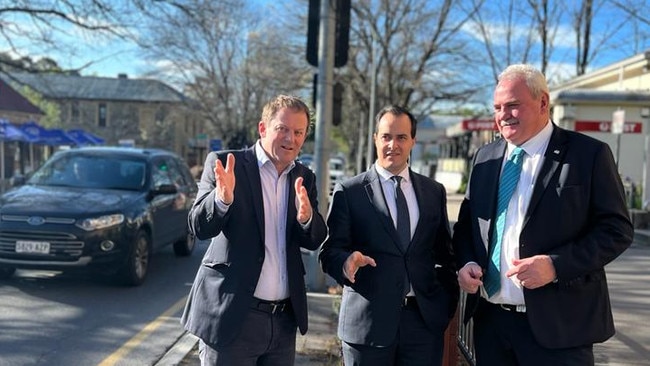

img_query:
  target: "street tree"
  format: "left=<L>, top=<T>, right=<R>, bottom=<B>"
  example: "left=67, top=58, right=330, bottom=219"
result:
left=0, top=0, right=134, bottom=74
left=133, top=0, right=312, bottom=150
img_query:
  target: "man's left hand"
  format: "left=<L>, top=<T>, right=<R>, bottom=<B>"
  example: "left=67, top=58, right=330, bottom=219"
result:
left=506, top=255, right=557, bottom=289
left=295, top=177, right=312, bottom=224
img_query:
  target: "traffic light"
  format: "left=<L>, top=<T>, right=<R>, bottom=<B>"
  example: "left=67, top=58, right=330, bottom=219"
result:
left=332, top=82, right=344, bottom=126
left=311, top=74, right=344, bottom=126
left=306, top=0, right=351, bottom=68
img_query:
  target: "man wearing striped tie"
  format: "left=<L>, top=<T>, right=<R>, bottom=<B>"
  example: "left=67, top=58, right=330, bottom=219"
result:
left=453, top=64, right=633, bottom=365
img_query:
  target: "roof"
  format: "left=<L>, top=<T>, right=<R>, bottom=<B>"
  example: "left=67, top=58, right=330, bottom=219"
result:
left=0, top=78, right=44, bottom=115
left=1, top=73, right=187, bottom=103
left=553, top=89, right=650, bottom=105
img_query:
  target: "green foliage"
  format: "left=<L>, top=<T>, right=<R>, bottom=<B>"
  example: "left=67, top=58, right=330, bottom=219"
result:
left=16, top=86, right=60, bottom=127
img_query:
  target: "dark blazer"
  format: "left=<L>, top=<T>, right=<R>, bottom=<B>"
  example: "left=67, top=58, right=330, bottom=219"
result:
left=319, top=165, right=458, bottom=347
left=452, top=124, right=634, bottom=349
left=181, top=147, right=327, bottom=347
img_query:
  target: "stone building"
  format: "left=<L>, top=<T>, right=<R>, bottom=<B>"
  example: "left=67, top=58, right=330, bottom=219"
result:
left=1, top=72, right=206, bottom=165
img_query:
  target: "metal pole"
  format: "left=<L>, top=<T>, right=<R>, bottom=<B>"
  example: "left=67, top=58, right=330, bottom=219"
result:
left=365, top=30, right=377, bottom=170
left=310, top=0, right=335, bottom=292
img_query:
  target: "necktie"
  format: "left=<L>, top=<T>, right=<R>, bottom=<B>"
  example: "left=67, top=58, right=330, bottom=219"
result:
left=485, top=147, right=525, bottom=297
left=392, top=176, right=411, bottom=249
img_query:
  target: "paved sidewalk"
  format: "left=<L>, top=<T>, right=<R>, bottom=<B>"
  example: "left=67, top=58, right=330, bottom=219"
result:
left=158, top=292, right=342, bottom=366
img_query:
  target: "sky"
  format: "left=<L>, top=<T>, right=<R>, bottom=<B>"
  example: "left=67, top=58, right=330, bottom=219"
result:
left=4, top=1, right=650, bottom=86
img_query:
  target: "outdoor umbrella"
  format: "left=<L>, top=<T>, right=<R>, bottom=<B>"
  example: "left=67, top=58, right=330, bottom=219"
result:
left=17, top=120, right=48, bottom=172
left=0, top=119, right=32, bottom=188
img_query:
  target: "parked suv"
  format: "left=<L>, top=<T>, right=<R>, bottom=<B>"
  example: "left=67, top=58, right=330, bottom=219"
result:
left=0, top=147, right=198, bottom=286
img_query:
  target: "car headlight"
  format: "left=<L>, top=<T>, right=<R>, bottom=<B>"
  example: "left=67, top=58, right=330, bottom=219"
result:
left=75, top=214, right=125, bottom=231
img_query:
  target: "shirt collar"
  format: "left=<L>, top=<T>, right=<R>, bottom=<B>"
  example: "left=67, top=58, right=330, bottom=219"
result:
left=375, top=163, right=410, bottom=184
left=507, top=120, right=553, bottom=157
left=254, top=140, right=296, bottom=173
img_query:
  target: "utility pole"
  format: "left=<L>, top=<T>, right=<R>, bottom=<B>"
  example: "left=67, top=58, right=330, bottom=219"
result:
left=310, top=0, right=336, bottom=292
left=366, top=29, right=378, bottom=169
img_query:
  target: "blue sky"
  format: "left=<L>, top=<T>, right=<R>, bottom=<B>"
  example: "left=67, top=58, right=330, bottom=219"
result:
left=5, top=1, right=649, bottom=84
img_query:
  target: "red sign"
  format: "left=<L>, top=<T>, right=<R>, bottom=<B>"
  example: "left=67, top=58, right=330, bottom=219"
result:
left=461, top=119, right=498, bottom=131
left=574, top=120, right=642, bottom=134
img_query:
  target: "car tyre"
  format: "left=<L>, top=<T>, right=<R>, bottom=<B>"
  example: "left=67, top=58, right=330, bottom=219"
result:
left=173, top=230, right=195, bottom=257
left=0, top=266, right=16, bottom=279
left=117, top=230, right=151, bottom=286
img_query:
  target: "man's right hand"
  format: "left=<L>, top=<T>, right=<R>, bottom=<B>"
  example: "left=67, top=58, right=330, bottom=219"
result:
left=343, top=251, right=376, bottom=283
left=215, top=153, right=235, bottom=204
left=458, top=263, right=483, bottom=294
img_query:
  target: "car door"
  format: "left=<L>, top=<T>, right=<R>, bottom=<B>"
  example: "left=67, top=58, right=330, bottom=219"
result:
left=164, top=156, right=197, bottom=242
left=149, top=156, right=178, bottom=248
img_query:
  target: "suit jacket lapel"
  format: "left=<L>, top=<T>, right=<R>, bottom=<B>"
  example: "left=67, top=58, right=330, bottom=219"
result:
left=286, top=166, right=298, bottom=245
left=409, top=170, right=425, bottom=250
left=524, top=124, right=567, bottom=228
left=242, top=146, right=265, bottom=241
left=365, top=166, right=404, bottom=253
left=481, top=140, right=507, bottom=257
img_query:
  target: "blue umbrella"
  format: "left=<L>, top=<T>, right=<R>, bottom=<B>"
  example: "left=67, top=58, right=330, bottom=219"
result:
left=17, top=120, right=48, bottom=171
left=0, top=119, right=33, bottom=186
left=39, top=128, right=82, bottom=146
left=0, top=119, right=32, bottom=142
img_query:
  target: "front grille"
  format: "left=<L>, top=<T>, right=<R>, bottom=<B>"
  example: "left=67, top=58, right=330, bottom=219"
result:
left=0, top=230, right=85, bottom=258
left=1, top=215, right=76, bottom=224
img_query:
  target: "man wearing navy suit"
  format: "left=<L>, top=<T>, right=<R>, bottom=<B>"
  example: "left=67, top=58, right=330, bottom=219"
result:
left=453, top=64, right=633, bottom=365
left=320, top=105, right=458, bottom=366
left=181, top=95, right=327, bottom=365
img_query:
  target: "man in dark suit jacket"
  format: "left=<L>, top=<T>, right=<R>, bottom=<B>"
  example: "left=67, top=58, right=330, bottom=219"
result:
left=453, top=64, right=633, bottom=365
left=181, top=95, right=327, bottom=365
left=320, top=105, right=458, bottom=366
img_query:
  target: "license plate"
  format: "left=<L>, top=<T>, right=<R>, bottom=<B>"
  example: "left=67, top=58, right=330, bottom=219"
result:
left=15, top=241, right=51, bottom=254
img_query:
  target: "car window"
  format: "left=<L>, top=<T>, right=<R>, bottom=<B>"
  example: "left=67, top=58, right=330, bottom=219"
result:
left=151, top=157, right=175, bottom=187
left=29, top=153, right=147, bottom=190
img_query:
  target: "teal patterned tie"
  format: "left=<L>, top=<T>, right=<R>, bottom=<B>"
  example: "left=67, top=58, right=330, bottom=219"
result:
left=485, top=147, right=525, bottom=297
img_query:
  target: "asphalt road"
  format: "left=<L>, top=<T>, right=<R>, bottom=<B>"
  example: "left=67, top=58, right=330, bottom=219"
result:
left=0, top=240, right=207, bottom=366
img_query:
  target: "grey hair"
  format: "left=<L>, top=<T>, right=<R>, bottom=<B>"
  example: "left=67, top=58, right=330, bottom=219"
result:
left=498, top=64, right=549, bottom=100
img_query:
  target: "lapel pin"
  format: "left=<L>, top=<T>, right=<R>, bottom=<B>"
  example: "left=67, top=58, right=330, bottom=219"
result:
left=553, top=150, right=560, bottom=154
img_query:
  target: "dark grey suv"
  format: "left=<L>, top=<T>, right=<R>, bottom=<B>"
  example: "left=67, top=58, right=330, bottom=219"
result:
left=0, top=147, right=198, bottom=286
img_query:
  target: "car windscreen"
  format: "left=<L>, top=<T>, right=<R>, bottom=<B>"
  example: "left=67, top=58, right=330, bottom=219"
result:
left=28, top=154, right=147, bottom=191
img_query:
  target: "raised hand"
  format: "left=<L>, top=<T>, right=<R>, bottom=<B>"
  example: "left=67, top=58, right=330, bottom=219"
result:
left=294, top=177, right=312, bottom=224
left=215, top=153, right=235, bottom=204
left=343, top=251, right=377, bottom=283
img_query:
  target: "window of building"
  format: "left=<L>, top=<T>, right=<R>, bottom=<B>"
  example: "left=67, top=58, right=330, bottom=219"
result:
left=98, top=103, right=107, bottom=127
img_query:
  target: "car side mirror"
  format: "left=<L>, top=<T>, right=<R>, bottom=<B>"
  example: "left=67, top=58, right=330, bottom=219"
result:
left=152, top=183, right=178, bottom=195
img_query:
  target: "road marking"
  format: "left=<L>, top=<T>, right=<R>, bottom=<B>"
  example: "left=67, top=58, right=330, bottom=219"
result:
left=97, top=296, right=187, bottom=366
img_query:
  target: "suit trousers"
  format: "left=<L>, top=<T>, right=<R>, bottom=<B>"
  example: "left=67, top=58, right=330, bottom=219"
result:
left=473, top=298, right=594, bottom=366
left=198, top=300, right=297, bottom=366
left=341, top=299, right=444, bottom=366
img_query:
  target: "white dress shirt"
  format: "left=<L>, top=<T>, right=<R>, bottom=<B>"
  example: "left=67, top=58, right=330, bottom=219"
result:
left=487, top=121, right=553, bottom=305
left=376, top=164, right=419, bottom=296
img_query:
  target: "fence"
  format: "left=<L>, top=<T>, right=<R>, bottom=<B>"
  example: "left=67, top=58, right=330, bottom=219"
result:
left=456, top=291, right=476, bottom=365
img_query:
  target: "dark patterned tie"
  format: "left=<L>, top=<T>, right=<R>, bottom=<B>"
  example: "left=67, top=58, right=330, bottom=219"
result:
left=485, top=147, right=525, bottom=297
left=392, top=176, right=411, bottom=249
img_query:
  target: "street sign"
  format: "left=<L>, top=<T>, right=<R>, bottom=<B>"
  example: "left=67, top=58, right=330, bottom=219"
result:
left=210, top=139, right=222, bottom=151
left=612, top=110, right=625, bottom=134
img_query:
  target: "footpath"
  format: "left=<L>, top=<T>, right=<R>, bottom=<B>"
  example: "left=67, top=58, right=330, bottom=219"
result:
left=156, top=193, right=650, bottom=365
left=156, top=292, right=342, bottom=366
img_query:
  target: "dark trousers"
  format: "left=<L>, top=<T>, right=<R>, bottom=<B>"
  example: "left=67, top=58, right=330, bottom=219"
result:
left=198, top=300, right=297, bottom=366
left=473, top=299, right=594, bottom=366
left=341, top=299, right=444, bottom=366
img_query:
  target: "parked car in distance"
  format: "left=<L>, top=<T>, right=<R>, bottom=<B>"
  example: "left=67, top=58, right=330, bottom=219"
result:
left=0, top=147, right=198, bottom=286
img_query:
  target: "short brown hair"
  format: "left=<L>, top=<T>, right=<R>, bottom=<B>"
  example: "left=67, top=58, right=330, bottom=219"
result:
left=261, top=95, right=311, bottom=132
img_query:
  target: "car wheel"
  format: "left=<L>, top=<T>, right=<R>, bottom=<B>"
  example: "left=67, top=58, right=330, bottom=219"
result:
left=173, top=230, right=195, bottom=257
left=0, top=266, right=16, bottom=279
left=117, top=230, right=151, bottom=286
